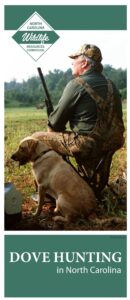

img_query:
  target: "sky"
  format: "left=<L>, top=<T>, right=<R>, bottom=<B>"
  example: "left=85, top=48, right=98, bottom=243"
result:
left=4, top=30, right=127, bottom=82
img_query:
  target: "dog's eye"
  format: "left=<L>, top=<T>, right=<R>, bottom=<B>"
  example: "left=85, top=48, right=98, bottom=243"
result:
left=19, top=146, right=25, bottom=152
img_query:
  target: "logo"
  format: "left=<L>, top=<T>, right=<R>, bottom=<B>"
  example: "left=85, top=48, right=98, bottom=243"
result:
left=12, top=12, right=60, bottom=61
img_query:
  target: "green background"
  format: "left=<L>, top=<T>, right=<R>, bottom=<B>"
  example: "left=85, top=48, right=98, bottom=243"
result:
left=5, top=5, right=127, bottom=30
left=5, top=235, right=127, bottom=297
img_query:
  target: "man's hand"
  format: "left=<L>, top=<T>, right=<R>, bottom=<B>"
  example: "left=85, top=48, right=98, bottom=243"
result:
left=47, top=126, right=55, bottom=132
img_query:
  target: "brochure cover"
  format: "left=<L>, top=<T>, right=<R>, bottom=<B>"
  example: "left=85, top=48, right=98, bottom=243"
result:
left=2, top=1, right=127, bottom=299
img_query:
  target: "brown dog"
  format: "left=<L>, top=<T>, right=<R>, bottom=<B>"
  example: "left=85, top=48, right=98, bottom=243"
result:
left=11, top=137, right=96, bottom=222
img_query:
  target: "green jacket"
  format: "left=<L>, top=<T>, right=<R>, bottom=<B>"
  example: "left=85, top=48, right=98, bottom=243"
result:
left=48, top=69, right=123, bottom=134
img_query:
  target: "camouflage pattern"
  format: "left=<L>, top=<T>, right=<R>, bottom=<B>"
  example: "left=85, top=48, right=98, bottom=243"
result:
left=76, top=77, right=125, bottom=152
left=32, top=78, right=124, bottom=192
left=32, top=131, right=92, bottom=156
left=74, top=77, right=124, bottom=191
left=69, top=44, right=102, bottom=62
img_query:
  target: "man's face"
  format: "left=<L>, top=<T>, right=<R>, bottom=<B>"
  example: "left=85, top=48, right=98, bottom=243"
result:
left=71, top=56, right=87, bottom=77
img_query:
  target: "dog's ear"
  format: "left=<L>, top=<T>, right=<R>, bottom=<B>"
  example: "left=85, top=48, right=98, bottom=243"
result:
left=27, top=138, right=38, bottom=153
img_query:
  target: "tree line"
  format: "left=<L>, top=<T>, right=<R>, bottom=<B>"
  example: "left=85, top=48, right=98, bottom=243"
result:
left=5, top=65, right=127, bottom=108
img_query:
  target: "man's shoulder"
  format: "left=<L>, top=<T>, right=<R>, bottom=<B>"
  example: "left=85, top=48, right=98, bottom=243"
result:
left=65, top=78, right=81, bottom=92
left=66, top=78, right=80, bottom=87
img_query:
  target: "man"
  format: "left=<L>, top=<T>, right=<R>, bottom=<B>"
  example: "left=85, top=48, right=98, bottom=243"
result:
left=33, top=44, right=124, bottom=192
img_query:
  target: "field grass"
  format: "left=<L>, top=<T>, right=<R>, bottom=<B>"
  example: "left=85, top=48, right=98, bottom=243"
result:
left=110, top=102, right=126, bottom=179
left=5, top=108, right=48, bottom=199
left=4, top=104, right=127, bottom=228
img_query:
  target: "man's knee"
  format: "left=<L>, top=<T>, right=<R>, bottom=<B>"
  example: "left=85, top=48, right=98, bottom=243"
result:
left=31, top=131, right=70, bottom=155
left=32, top=131, right=47, bottom=139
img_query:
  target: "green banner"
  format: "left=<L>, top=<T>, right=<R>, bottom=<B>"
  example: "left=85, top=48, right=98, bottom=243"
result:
left=5, top=235, right=127, bottom=297
left=4, top=5, right=127, bottom=30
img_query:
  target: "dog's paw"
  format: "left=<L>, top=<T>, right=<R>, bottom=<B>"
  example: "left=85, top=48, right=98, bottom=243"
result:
left=53, top=207, right=59, bottom=214
left=53, top=215, right=68, bottom=222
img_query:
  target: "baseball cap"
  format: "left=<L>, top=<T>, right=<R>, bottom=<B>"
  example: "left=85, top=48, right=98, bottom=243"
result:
left=69, top=44, right=102, bottom=62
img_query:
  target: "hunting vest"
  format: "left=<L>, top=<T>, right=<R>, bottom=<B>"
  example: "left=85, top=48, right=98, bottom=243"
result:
left=76, top=77, right=125, bottom=152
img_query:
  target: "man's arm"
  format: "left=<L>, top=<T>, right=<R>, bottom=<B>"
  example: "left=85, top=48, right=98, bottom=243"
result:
left=48, top=80, right=76, bottom=131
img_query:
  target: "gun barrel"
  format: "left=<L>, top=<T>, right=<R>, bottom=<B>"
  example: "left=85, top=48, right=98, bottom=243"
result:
left=37, top=67, right=53, bottom=116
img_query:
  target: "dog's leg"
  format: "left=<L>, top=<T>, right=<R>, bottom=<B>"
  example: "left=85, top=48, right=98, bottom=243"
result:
left=53, top=198, right=61, bottom=214
left=32, top=185, right=45, bottom=216
left=54, top=207, right=59, bottom=214
left=53, top=197, right=71, bottom=222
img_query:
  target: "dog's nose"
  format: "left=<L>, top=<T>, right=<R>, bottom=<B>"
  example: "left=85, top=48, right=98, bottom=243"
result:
left=11, top=154, right=16, bottom=160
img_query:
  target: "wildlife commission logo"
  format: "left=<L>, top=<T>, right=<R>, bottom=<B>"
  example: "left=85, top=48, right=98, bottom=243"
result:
left=12, top=12, right=60, bottom=61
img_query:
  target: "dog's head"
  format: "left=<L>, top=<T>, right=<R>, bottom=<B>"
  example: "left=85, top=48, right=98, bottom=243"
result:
left=11, top=136, right=51, bottom=165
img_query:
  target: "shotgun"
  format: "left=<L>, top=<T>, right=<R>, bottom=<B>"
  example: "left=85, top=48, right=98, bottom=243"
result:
left=37, top=67, right=54, bottom=117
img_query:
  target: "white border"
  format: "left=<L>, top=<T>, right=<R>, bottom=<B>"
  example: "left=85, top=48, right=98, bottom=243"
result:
left=2, top=0, right=129, bottom=5
left=1, top=1, right=129, bottom=300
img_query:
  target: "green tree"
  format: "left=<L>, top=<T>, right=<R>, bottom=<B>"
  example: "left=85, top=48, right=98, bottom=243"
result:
left=4, top=66, right=126, bottom=107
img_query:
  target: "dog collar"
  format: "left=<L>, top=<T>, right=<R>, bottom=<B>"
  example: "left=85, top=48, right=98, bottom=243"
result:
left=33, top=149, right=52, bottom=162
